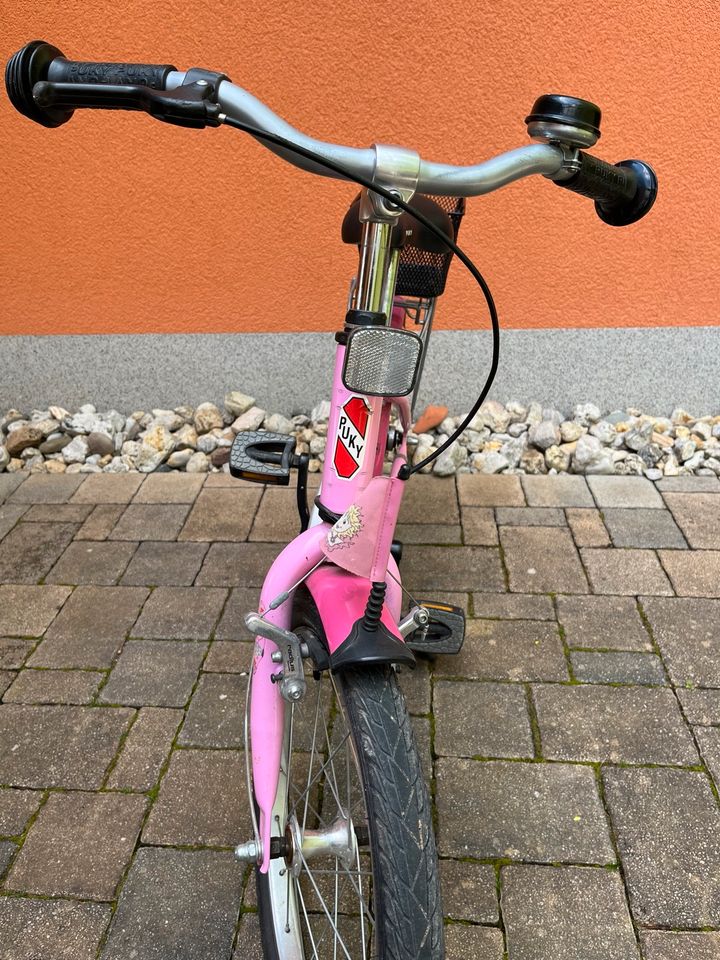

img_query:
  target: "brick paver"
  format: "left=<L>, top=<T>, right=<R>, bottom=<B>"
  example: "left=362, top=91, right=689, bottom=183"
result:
left=99, top=639, right=207, bottom=707
left=662, top=492, right=720, bottom=548
left=501, top=526, right=588, bottom=593
left=1, top=472, right=718, bottom=957
left=46, top=539, right=137, bottom=585
left=131, top=585, right=226, bottom=639
left=440, top=859, right=499, bottom=923
left=120, top=540, right=209, bottom=585
left=521, top=474, right=594, bottom=507
left=581, top=547, right=673, bottom=595
left=101, top=847, right=241, bottom=960
left=0, top=521, right=78, bottom=583
left=109, top=503, right=190, bottom=541
left=0, top=898, right=111, bottom=960
left=501, top=865, right=639, bottom=960
left=436, top=758, right=615, bottom=863
left=142, top=748, right=251, bottom=846
left=434, top=680, right=534, bottom=759
left=6, top=791, right=146, bottom=899
left=29, top=585, right=148, bottom=668
left=0, top=703, right=133, bottom=788
left=603, top=767, right=720, bottom=927
left=106, top=706, right=183, bottom=792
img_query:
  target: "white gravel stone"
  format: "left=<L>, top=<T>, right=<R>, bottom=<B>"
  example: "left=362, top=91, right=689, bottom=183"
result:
left=186, top=451, right=210, bottom=473
left=151, top=409, right=185, bottom=432
left=573, top=402, right=602, bottom=426
left=62, top=436, right=90, bottom=464
left=528, top=420, right=561, bottom=451
left=433, top=442, right=468, bottom=476
left=196, top=434, right=218, bottom=454
left=572, top=434, right=614, bottom=475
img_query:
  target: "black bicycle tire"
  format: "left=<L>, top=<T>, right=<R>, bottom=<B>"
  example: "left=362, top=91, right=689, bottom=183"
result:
left=255, top=596, right=444, bottom=959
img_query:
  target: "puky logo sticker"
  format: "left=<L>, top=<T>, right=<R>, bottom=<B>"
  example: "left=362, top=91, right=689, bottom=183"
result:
left=333, top=396, right=371, bottom=479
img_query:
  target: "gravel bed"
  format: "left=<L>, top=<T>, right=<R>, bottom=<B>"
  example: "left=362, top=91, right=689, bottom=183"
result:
left=1, top=394, right=719, bottom=478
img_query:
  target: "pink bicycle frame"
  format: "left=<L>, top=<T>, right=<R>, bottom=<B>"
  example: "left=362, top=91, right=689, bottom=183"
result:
left=250, top=322, right=411, bottom=871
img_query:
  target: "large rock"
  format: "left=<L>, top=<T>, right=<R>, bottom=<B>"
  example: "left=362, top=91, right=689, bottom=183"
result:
left=572, top=435, right=614, bottom=475
left=528, top=420, right=561, bottom=451
left=546, top=444, right=571, bottom=472
left=560, top=420, right=585, bottom=443
left=30, top=417, right=61, bottom=438
left=224, top=392, right=256, bottom=418
left=197, top=433, right=218, bottom=454
left=173, top=423, right=199, bottom=450
left=432, top=441, right=468, bottom=476
left=472, top=450, right=509, bottom=474
left=64, top=411, right=112, bottom=436
left=470, top=400, right=511, bottom=434
left=39, top=432, right=71, bottom=454
left=311, top=400, right=331, bottom=423
left=62, top=435, right=90, bottom=464
left=136, top=423, right=175, bottom=472
left=413, top=404, right=448, bottom=434
left=0, top=446, right=9, bottom=472
left=6, top=424, right=43, bottom=457
left=87, top=431, right=115, bottom=457
left=573, top=403, right=602, bottom=426
left=193, top=403, right=224, bottom=434
left=520, top=448, right=548, bottom=474
left=151, top=409, right=185, bottom=432
left=186, top=451, right=210, bottom=473
left=1, top=410, right=25, bottom=434
left=264, top=413, right=294, bottom=435
left=232, top=407, right=266, bottom=433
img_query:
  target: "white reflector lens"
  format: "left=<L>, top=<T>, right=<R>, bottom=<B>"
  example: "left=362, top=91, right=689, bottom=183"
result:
left=342, top=326, right=423, bottom=398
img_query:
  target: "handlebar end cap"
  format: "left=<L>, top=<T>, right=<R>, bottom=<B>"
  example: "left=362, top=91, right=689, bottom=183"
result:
left=596, top=159, right=658, bottom=226
left=5, top=40, right=73, bottom=127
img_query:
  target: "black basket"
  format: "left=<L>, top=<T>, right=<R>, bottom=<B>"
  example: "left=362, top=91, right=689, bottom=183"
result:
left=395, top=195, right=466, bottom=299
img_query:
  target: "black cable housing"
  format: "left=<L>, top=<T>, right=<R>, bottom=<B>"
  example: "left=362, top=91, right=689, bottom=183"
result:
left=221, top=114, right=501, bottom=478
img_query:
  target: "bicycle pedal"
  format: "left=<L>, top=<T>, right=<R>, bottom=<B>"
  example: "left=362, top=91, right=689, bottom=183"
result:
left=229, top=430, right=296, bottom=485
left=405, top=601, right=465, bottom=655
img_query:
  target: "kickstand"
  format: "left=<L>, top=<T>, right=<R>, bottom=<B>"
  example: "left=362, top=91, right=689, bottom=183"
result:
left=294, top=453, right=310, bottom=532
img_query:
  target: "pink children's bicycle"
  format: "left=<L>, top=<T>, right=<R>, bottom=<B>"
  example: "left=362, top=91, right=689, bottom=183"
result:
left=6, top=40, right=657, bottom=960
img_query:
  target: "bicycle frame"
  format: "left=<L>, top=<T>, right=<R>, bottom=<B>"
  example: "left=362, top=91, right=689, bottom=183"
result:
left=249, top=204, right=416, bottom=871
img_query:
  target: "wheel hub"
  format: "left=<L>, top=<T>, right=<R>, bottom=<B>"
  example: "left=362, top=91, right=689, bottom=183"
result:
left=285, top=815, right=358, bottom=878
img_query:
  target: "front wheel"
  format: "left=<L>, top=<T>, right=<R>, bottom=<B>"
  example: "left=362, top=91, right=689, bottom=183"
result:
left=254, top=602, right=443, bottom=959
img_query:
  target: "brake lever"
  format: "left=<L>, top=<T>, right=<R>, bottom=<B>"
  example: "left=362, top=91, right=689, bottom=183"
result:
left=32, top=72, right=225, bottom=129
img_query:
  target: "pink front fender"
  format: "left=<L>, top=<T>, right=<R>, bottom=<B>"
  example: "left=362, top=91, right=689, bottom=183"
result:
left=305, top=554, right=403, bottom=653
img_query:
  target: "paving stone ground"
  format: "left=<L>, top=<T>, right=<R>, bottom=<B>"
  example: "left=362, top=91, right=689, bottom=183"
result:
left=0, top=472, right=717, bottom=959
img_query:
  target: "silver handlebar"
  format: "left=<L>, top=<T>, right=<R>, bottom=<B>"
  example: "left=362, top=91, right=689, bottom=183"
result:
left=167, top=72, right=568, bottom=196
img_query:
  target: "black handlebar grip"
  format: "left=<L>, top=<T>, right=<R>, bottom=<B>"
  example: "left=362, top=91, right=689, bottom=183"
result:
left=556, top=152, right=658, bottom=226
left=47, top=58, right=176, bottom=90
left=5, top=40, right=176, bottom=128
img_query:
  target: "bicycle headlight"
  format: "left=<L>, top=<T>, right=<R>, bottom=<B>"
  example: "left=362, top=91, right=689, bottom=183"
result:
left=342, top=326, right=423, bottom=398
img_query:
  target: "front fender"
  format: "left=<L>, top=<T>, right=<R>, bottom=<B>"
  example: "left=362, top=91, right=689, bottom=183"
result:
left=305, top=554, right=403, bottom=655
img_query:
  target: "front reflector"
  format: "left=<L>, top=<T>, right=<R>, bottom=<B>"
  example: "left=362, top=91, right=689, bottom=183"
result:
left=342, top=326, right=423, bottom=398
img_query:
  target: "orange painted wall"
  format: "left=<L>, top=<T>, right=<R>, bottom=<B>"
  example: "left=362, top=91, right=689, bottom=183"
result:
left=1, top=0, right=718, bottom=337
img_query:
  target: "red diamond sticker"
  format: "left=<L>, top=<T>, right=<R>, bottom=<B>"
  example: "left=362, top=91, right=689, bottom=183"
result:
left=333, top=397, right=370, bottom=479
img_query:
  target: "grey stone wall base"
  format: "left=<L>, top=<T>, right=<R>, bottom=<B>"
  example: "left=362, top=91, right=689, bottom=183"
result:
left=2, top=327, right=719, bottom=416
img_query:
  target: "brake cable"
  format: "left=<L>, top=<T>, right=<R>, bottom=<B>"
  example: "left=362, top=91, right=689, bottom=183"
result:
left=222, top=115, right=500, bottom=478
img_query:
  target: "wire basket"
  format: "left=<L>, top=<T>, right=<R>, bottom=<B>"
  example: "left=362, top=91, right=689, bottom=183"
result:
left=395, top=195, right=466, bottom=299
